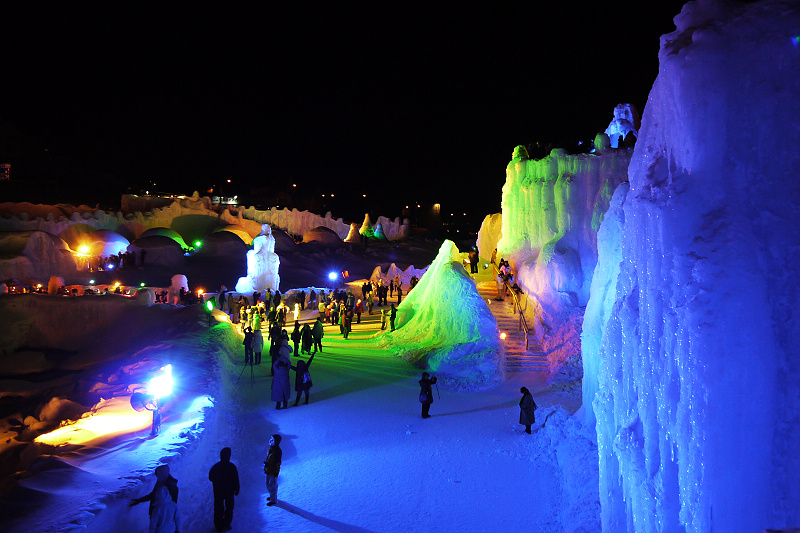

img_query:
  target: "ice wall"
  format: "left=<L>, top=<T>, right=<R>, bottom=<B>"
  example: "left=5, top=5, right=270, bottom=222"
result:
left=476, top=213, right=502, bottom=262
left=583, top=1, right=800, bottom=530
left=377, top=240, right=501, bottom=388
left=496, top=143, right=630, bottom=365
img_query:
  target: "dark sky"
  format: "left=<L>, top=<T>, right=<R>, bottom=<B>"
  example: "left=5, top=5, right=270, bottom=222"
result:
left=2, top=3, right=688, bottom=224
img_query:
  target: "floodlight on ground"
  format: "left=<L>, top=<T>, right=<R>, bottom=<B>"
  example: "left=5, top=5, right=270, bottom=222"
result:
left=500, top=332, right=507, bottom=340
left=328, top=272, right=338, bottom=281
left=194, top=240, right=202, bottom=248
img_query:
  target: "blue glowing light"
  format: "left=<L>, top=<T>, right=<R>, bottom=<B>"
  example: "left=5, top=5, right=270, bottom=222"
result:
left=147, top=364, right=174, bottom=399
left=793, top=36, right=800, bottom=47
left=328, top=272, right=338, bottom=280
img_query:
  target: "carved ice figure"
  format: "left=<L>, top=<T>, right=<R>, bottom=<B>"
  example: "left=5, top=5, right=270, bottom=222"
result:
left=604, top=103, right=640, bottom=148
left=344, top=223, right=361, bottom=243
left=235, top=224, right=280, bottom=294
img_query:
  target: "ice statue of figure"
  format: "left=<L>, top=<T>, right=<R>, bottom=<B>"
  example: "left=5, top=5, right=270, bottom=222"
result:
left=604, top=103, right=640, bottom=148
left=235, top=224, right=280, bottom=294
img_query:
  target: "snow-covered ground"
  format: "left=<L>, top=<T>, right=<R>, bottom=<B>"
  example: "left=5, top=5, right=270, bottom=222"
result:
left=0, top=240, right=595, bottom=533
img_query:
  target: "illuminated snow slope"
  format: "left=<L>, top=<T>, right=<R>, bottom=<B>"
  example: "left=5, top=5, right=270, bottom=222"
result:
left=583, top=1, right=800, bottom=530
left=378, top=240, right=502, bottom=387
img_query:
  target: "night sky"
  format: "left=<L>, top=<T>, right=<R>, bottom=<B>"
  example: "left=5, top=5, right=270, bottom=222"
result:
left=2, top=3, right=688, bottom=226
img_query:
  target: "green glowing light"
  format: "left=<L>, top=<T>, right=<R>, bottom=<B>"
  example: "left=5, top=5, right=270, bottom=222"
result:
left=140, top=282, right=146, bottom=287
left=205, top=300, right=214, bottom=312
left=194, top=240, right=202, bottom=247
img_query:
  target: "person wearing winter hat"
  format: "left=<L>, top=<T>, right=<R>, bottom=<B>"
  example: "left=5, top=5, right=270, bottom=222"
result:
left=519, top=387, right=537, bottom=434
left=264, top=434, right=283, bottom=506
left=418, top=372, right=437, bottom=418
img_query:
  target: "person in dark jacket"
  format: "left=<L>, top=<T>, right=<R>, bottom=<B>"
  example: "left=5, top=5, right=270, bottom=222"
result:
left=208, top=447, right=240, bottom=532
left=311, top=317, right=324, bottom=353
left=243, top=327, right=254, bottom=365
left=290, top=321, right=302, bottom=356
left=291, top=353, right=315, bottom=406
left=390, top=304, right=397, bottom=331
left=418, top=372, right=438, bottom=418
left=264, top=434, right=282, bottom=506
left=130, top=464, right=180, bottom=532
left=519, top=387, right=537, bottom=434
left=300, top=323, right=313, bottom=354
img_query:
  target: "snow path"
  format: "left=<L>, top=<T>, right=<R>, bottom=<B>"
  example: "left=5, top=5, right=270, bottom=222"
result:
left=171, top=308, right=564, bottom=532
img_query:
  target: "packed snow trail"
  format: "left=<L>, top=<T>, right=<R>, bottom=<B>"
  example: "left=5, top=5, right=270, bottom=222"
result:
left=77, top=304, right=576, bottom=532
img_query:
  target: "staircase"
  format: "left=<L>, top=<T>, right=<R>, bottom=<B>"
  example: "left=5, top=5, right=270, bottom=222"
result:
left=476, top=280, right=550, bottom=376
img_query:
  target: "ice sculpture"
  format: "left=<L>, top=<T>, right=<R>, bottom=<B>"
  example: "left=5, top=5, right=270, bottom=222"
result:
left=235, top=224, right=280, bottom=294
left=603, top=103, right=639, bottom=148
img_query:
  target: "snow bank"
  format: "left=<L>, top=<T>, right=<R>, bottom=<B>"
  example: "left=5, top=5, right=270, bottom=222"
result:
left=476, top=212, right=502, bottom=262
left=377, top=240, right=502, bottom=388
left=584, top=1, right=800, bottom=530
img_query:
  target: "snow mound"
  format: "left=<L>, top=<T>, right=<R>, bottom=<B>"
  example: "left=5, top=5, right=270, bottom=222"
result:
left=302, top=226, right=343, bottom=247
left=193, top=231, right=247, bottom=257
left=377, top=240, right=501, bottom=388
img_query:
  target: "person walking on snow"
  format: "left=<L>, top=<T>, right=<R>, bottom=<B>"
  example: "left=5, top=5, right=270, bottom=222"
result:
left=208, top=447, right=240, bottom=532
left=253, top=327, right=263, bottom=365
left=519, top=387, right=537, bottom=434
left=380, top=308, right=387, bottom=330
left=418, top=372, right=438, bottom=418
left=291, top=352, right=315, bottom=405
left=264, top=434, right=283, bottom=506
left=390, top=304, right=397, bottom=331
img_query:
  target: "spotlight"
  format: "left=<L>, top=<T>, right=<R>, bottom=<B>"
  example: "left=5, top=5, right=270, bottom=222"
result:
left=500, top=332, right=507, bottom=340
left=328, top=272, right=338, bottom=281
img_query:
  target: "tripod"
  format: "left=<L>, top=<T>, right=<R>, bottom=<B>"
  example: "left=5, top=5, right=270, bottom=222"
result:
left=236, top=357, right=255, bottom=388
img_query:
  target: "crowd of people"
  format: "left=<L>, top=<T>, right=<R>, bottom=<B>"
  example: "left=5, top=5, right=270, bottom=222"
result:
left=127, top=271, right=541, bottom=532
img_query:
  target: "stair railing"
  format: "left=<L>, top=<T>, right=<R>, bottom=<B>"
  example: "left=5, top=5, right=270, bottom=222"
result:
left=492, top=263, right=531, bottom=351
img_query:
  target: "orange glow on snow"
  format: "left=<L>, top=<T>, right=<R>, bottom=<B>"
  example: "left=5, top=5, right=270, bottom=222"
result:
left=34, top=397, right=152, bottom=446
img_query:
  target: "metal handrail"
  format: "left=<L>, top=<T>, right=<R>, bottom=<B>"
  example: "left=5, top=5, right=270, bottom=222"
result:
left=492, top=264, right=531, bottom=351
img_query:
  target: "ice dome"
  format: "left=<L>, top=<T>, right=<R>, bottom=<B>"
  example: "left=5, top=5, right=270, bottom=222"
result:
left=88, top=229, right=130, bottom=257
left=170, top=214, right=224, bottom=245
left=213, top=224, right=253, bottom=245
left=194, top=231, right=247, bottom=257
left=58, top=223, right=96, bottom=250
left=127, top=235, right=185, bottom=267
left=271, top=228, right=297, bottom=252
left=302, top=226, right=343, bottom=247
left=139, top=227, right=188, bottom=249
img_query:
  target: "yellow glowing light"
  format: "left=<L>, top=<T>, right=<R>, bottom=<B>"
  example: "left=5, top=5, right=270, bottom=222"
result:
left=197, top=289, right=204, bottom=295
left=35, top=397, right=152, bottom=446
left=500, top=332, right=507, bottom=340
left=293, top=303, right=299, bottom=321
left=78, top=245, right=90, bottom=254
left=114, top=282, right=120, bottom=287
